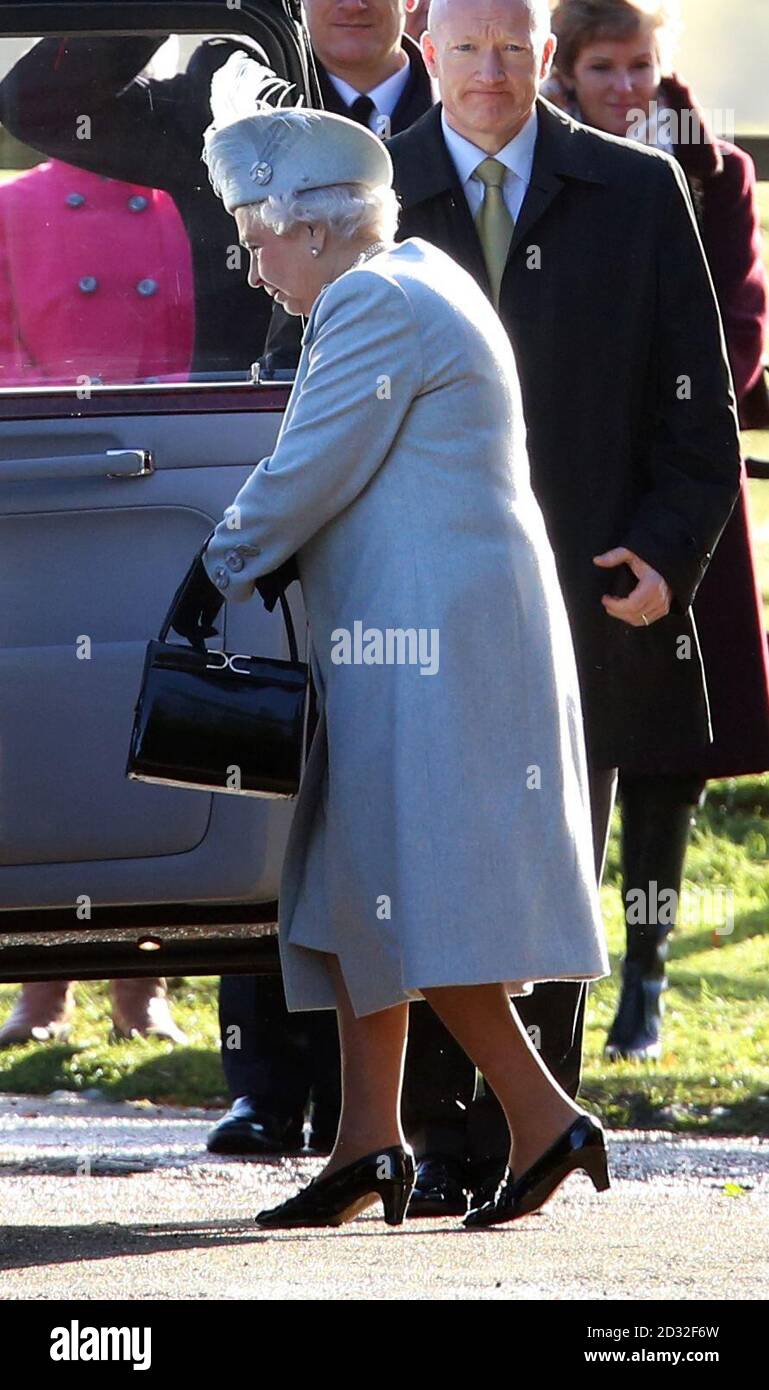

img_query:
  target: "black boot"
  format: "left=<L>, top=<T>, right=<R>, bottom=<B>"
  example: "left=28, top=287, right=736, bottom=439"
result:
left=605, top=772, right=704, bottom=1063
left=604, top=927, right=670, bottom=1061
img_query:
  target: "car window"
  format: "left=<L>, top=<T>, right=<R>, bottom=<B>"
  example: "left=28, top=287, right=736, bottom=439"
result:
left=0, top=28, right=298, bottom=395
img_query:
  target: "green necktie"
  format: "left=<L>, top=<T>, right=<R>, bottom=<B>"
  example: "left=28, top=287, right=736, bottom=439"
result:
left=473, top=157, right=514, bottom=307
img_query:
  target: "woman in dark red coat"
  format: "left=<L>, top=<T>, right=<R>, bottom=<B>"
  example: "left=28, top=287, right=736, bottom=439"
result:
left=548, top=0, right=769, bottom=1059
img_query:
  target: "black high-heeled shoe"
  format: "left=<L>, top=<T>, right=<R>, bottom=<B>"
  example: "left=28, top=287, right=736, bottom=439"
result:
left=254, top=1143, right=416, bottom=1229
left=463, top=1113, right=610, bottom=1229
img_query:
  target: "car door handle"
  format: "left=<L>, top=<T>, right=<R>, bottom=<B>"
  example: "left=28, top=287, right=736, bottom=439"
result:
left=0, top=449, right=154, bottom=482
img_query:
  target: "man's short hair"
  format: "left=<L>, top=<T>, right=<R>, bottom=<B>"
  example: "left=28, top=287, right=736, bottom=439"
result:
left=426, top=0, right=554, bottom=41
left=527, top=0, right=556, bottom=38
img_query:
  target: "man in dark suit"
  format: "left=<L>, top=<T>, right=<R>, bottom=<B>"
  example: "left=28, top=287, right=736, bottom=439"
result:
left=261, top=0, right=435, bottom=371
left=386, top=0, right=741, bottom=1214
left=307, top=0, right=434, bottom=135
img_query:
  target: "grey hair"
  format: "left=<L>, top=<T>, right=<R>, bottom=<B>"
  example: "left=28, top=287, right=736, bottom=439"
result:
left=247, top=182, right=400, bottom=241
left=427, top=0, right=553, bottom=41
left=526, top=0, right=555, bottom=36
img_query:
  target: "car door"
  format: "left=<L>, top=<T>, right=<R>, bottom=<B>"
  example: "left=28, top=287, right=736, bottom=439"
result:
left=0, top=1, right=319, bottom=980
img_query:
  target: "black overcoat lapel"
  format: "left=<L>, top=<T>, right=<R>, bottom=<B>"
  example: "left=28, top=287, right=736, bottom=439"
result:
left=388, top=104, right=489, bottom=291
left=389, top=99, right=607, bottom=297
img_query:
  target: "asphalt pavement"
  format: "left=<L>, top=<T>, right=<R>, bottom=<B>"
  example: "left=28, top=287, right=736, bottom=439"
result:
left=1, top=1093, right=767, bottom=1300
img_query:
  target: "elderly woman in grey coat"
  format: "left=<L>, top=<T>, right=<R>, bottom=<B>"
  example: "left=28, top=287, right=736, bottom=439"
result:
left=197, top=56, right=611, bottom=1230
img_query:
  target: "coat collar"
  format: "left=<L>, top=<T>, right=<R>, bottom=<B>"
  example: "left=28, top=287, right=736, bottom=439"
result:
left=391, top=98, right=611, bottom=285
left=316, top=32, right=434, bottom=135
left=661, top=76, right=724, bottom=180
left=391, top=96, right=608, bottom=209
left=390, top=97, right=609, bottom=260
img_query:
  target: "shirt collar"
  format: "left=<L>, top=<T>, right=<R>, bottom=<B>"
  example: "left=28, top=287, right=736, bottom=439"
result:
left=326, top=56, right=411, bottom=118
left=440, top=106, right=539, bottom=187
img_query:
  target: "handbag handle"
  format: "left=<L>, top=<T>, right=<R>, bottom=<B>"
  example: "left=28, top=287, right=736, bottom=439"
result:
left=159, top=531, right=301, bottom=663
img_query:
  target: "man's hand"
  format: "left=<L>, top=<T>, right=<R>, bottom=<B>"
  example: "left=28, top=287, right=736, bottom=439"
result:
left=593, top=547, right=672, bottom=627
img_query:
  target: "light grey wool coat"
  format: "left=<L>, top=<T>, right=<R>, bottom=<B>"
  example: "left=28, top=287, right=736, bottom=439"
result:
left=203, top=237, right=610, bottom=1017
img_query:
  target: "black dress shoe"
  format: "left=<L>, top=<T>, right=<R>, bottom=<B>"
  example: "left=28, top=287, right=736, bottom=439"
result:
left=464, top=1113, right=610, bottom=1229
left=467, top=1157, right=507, bottom=1213
left=407, top=1155, right=468, bottom=1217
left=255, top=1143, right=416, bottom=1229
left=207, top=1097, right=305, bottom=1156
left=304, top=1121, right=338, bottom=1156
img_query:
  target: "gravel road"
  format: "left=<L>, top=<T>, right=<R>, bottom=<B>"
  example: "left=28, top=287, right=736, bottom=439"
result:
left=1, top=1093, right=767, bottom=1300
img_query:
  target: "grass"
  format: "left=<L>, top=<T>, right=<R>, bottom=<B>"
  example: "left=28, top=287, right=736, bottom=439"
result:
left=582, top=777, right=769, bottom=1134
left=0, top=977, right=227, bottom=1108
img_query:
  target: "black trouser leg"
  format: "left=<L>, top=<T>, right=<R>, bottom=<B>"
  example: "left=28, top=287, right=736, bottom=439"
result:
left=606, top=771, right=705, bottom=1052
left=218, top=973, right=339, bottom=1127
left=618, top=770, right=706, bottom=948
left=403, top=764, right=617, bottom=1168
left=306, top=1010, right=342, bottom=1139
left=466, top=764, right=618, bottom=1171
left=402, top=996, right=475, bottom=1160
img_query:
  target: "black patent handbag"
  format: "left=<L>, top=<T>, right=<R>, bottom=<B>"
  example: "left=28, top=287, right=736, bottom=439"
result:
left=126, top=541, right=309, bottom=798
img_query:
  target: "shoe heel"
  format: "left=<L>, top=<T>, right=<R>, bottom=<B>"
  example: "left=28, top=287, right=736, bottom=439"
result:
left=380, top=1180, right=413, bottom=1226
left=583, top=1144, right=611, bottom=1193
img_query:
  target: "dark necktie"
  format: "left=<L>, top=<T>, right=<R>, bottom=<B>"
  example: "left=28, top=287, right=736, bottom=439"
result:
left=349, top=94, right=376, bottom=129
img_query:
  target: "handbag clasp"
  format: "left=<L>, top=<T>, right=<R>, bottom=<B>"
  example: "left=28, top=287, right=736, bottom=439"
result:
left=205, top=651, right=252, bottom=675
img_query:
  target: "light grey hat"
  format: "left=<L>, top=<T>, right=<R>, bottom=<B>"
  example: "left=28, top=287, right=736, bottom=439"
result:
left=202, top=51, right=393, bottom=214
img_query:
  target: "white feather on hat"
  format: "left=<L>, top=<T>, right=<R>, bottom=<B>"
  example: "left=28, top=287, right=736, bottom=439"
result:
left=202, top=50, right=392, bottom=214
left=208, top=49, right=306, bottom=129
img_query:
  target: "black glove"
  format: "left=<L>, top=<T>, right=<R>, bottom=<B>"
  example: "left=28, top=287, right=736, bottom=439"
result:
left=253, top=556, right=300, bottom=613
left=168, top=552, right=225, bottom=646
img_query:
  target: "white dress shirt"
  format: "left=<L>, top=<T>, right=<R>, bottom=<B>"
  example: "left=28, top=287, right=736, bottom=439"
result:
left=326, top=59, right=411, bottom=133
left=441, top=106, right=539, bottom=224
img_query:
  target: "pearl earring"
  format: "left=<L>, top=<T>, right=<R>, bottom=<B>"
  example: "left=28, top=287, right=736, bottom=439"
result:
left=311, top=247, right=320, bottom=257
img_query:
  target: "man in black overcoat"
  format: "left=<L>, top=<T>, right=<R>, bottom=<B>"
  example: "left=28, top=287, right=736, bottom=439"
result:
left=385, top=0, right=742, bottom=1214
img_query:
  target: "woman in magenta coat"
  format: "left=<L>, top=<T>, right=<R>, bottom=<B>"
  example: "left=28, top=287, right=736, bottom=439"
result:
left=548, top=0, right=769, bottom=1060
left=0, top=157, right=194, bottom=1046
left=0, top=157, right=194, bottom=385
